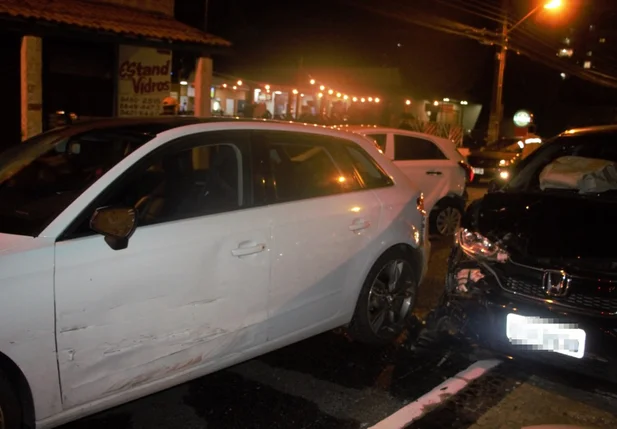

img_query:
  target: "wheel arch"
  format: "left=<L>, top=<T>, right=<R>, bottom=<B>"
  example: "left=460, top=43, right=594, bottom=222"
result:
left=0, top=351, right=35, bottom=429
left=431, top=194, right=465, bottom=215
left=348, top=242, right=425, bottom=318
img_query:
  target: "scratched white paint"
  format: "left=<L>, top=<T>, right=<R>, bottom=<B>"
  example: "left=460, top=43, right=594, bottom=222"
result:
left=0, top=120, right=428, bottom=429
left=54, top=207, right=272, bottom=408
left=0, top=234, right=62, bottom=420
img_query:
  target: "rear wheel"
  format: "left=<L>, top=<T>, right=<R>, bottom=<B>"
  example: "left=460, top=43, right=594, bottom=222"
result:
left=430, top=204, right=462, bottom=237
left=349, top=248, right=418, bottom=346
left=0, top=372, right=21, bottom=429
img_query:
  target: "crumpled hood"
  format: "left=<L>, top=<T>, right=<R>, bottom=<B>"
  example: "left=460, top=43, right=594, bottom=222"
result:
left=471, top=191, right=617, bottom=263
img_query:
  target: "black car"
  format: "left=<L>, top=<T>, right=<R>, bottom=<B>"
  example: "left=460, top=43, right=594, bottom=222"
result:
left=436, top=125, right=617, bottom=382
left=467, top=137, right=524, bottom=183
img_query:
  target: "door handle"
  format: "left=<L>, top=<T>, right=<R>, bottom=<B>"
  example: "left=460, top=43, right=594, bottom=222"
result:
left=426, top=170, right=443, bottom=175
left=231, top=243, right=266, bottom=257
left=349, top=219, right=371, bottom=232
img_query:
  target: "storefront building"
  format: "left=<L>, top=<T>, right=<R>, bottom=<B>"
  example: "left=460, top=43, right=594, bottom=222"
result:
left=0, top=0, right=230, bottom=150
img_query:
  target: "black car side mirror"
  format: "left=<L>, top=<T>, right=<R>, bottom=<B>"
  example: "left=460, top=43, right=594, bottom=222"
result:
left=90, top=206, right=137, bottom=251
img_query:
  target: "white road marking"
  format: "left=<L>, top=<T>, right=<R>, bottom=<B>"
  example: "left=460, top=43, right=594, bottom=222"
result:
left=369, top=359, right=502, bottom=429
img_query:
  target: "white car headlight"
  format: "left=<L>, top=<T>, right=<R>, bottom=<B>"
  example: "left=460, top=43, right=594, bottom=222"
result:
left=456, top=228, right=509, bottom=262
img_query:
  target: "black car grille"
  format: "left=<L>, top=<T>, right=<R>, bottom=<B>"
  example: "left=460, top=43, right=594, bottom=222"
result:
left=504, top=277, right=617, bottom=314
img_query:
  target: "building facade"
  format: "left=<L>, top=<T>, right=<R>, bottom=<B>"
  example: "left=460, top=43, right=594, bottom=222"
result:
left=0, top=0, right=230, bottom=150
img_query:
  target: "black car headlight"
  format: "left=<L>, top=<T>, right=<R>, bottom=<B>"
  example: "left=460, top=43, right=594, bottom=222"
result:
left=456, top=228, right=509, bottom=262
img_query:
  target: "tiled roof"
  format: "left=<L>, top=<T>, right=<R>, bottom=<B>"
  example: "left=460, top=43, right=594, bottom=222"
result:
left=0, top=0, right=231, bottom=47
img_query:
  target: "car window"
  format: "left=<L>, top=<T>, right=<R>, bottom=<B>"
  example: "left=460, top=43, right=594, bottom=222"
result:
left=507, top=132, right=617, bottom=193
left=343, top=145, right=393, bottom=189
left=366, top=134, right=387, bottom=152
left=394, top=135, right=448, bottom=160
left=258, top=131, right=355, bottom=202
left=65, top=131, right=248, bottom=239
left=0, top=127, right=155, bottom=237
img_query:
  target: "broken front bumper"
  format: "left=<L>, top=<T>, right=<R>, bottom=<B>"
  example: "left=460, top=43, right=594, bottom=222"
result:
left=442, top=246, right=617, bottom=384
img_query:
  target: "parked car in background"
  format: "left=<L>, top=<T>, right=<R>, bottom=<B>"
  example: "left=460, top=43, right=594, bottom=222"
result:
left=0, top=117, right=429, bottom=429
left=466, top=137, right=538, bottom=183
left=342, top=126, right=470, bottom=237
left=435, top=125, right=617, bottom=383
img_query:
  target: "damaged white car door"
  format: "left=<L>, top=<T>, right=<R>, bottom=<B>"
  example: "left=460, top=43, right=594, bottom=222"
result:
left=52, top=131, right=271, bottom=408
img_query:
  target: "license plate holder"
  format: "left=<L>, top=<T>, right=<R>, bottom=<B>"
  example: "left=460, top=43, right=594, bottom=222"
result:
left=506, top=313, right=586, bottom=359
left=473, top=167, right=484, bottom=175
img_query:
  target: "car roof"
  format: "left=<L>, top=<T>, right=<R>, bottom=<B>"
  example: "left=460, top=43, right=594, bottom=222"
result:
left=46, top=116, right=380, bottom=152
left=340, top=124, right=454, bottom=143
left=338, top=124, right=463, bottom=160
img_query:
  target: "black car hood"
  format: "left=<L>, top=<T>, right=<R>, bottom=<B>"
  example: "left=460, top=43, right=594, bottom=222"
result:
left=468, top=191, right=617, bottom=272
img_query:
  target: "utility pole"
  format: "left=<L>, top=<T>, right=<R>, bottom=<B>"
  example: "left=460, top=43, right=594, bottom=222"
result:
left=204, top=0, right=210, bottom=32
left=488, top=0, right=508, bottom=143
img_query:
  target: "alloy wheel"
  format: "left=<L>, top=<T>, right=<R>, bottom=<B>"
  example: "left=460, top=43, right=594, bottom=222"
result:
left=367, top=259, right=416, bottom=337
left=436, top=206, right=462, bottom=236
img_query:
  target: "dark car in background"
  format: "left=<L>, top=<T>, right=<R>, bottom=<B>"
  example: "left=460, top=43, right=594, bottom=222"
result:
left=435, top=125, right=617, bottom=383
left=467, top=137, right=525, bottom=183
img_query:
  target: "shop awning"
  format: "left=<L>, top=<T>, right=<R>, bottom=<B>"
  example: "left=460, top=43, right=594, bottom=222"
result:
left=0, top=0, right=231, bottom=51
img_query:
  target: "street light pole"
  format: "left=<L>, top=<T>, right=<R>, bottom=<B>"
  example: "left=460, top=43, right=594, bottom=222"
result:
left=488, top=7, right=509, bottom=143
left=487, top=0, right=563, bottom=142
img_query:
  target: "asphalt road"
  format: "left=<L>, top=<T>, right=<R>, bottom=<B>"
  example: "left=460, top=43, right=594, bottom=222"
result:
left=58, top=185, right=617, bottom=429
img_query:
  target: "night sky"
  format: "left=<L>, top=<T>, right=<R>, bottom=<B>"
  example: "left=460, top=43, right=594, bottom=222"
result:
left=176, top=0, right=617, bottom=135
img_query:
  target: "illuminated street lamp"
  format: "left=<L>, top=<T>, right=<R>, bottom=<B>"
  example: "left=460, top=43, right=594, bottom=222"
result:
left=310, top=79, right=316, bottom=85
left=488, top=0, right=563, bottom=141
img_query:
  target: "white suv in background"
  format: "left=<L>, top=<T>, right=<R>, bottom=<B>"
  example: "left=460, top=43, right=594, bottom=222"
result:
left=344, top=126, right=471, bottom=236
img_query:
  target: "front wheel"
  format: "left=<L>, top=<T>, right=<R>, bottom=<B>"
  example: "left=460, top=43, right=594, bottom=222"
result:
left=0, top=372, right=21, bottom=429
left=430, top=204, right=462, bottom=237
left=348, top=248, right=419, bottom=346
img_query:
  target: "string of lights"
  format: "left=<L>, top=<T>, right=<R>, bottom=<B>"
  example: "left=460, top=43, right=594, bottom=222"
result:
left=207, top=75, right=386, bottom=105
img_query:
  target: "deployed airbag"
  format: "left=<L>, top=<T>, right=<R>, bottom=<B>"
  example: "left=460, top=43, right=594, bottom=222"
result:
left=539, top=156, right=617, bottom=193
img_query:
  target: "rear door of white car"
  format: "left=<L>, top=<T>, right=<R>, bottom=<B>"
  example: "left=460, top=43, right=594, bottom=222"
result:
left=390, top=134, right=456, bottom=211
left=53, top=130, right=272, bottom=408
left=254, top=130, right=385, bottom=341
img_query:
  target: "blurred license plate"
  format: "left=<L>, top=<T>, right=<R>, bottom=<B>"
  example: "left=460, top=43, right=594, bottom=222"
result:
left=506, top=313, right=586, bottom=359
left=473, top=168, right=484, bottom=175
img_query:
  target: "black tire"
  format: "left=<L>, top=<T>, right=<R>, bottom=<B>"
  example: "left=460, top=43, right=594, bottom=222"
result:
left=348, top=247, right=419, bottom=346
left=429, top=203, right=462, bottom=237
left=0, top=372, right=21, bottom=429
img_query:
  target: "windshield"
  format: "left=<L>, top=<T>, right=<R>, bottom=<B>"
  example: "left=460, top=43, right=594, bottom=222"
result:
left=0, top=126, right=157, bottom=237
left=506, top=132, right=617, bottom=194
left=484, top=138, right=522, bottom=153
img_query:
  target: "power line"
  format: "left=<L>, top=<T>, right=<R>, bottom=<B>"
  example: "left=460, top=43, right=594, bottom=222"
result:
left=351, top=0, right=617, bottom=89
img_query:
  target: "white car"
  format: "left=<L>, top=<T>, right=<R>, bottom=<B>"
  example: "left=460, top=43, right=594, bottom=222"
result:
left=343, top=126, right=472, bottom=236
left=0, top=117, right=429, bottom=429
